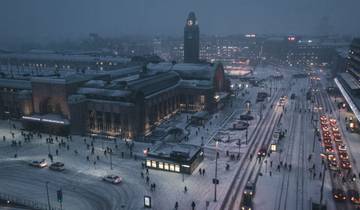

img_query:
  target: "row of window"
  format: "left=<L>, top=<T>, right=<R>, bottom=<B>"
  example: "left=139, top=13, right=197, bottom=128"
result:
left=146, top=160, right=181, bottom=172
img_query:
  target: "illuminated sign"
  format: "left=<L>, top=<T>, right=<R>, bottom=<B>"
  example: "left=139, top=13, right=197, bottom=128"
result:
left=287, top=36, right=296, bottom=41
left=144, top=196, right=151, bottom=208
left=22, top=116, right=66, bottom=124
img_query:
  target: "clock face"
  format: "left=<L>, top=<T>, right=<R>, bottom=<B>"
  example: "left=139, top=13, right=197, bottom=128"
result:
left=187, top=20, right=193, bottom=26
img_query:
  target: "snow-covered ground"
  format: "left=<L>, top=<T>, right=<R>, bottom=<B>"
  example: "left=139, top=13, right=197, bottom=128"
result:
left=0, top=65, right=301, bottom=210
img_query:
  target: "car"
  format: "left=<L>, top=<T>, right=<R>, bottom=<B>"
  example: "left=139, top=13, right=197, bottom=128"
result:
left=240, top=194, right=253, bottom=210
left=339, top=152, right=349, bottom=160
left=29, top=159, right=48, bottom=168
left=327, top=154, right=337, bottom=162
left=322, top=126, right=329, bottom=132
left=320, top=115, right=327, bottom=121
left=257, top=148, right=267, bottom=157
left=329, top=118, right=337, bottom=126
left=243, top=181, right=255, bottom=197
left=49, top=162, right=65, bottom=171
left=334, top=133, right=341, bottom=140
left=102, top=175, right=122, bottom=184
left=332, top=127, right=339, bottom=133
left=325, top=146, right=334, bottom=153
left=323, top=131, right=331, bottom=136
left=338, top=144, right=346, bottom=151
left=333, top=188, right=347, bottom=201
left=348, top=190, right=360, bottom=205
left=334, top=137, right=342, bottom=143
left=341, top=160, right=352, bottom=169
left=328, top=161, right=339, bottom=171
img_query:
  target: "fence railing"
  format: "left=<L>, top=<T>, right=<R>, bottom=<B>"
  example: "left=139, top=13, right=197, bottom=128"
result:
left=0, top=192, right=62, bottom=210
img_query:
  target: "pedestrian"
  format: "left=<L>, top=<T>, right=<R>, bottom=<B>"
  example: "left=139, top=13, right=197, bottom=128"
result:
left=146, top=176, right=150, bottom=184
left=86, top=156, right=90, bottom=161
left=191, top=201, right=196, bottom=210
left=141, top=172, right=144, bottom=178
left=202, top=169, right=205, bottom=176
left=153, top=183, right=156, bottom=191
left=175, top=201, right=178, bottom=210
left=56, top=149, right=59, bottom=156
left=146, top=168, right=149, bottom=175
left=289, top=164, right=292, bottom=171
left=277, top=164, right=280, bottom=172
left=270, top=161, right=273, bottom=168
left=250, top=154, right=253, bottom=160
left=121, top=151, right=124, bottom=158
left=184, top=186, right=188, bottom=193
left=199, top=168, right=202, bottom=175
left=308, top=154, right=312, bottom=162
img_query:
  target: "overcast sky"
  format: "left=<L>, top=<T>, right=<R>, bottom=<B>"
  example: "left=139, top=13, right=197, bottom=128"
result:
left=1, top=0, right=360, bottom=42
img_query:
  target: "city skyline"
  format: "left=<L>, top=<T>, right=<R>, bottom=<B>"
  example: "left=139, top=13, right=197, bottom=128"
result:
left=1, top=0, right=360, bottom=44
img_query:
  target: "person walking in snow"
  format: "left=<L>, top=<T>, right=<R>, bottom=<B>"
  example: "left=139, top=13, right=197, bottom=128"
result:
left=191, top=201, right=196, bottom=210
left=174, top=201, right=178, bottom=210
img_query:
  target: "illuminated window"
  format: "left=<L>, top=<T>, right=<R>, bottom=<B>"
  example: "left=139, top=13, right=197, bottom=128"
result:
left=146, top=160, right=151, bottom=167
left=164, top=163, right=169, bottom=170
left=175, top=165, right=180, bottom=172
left=170, top=164, right=175, bottom=171
left=200, top=95, right=205, bottom=104
left=151, top=160, right=157, bottom=168
left=158, top=162, right=164, bottom=169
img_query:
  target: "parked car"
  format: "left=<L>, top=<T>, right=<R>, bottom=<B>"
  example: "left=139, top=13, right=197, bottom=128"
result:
left=49, top=162, right=65, bottom=171
left=29, top=159, right=48, bottom=168
left=102, top=175, right=122, bottom=184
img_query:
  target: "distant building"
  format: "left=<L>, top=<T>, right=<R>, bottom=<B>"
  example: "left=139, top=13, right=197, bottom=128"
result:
left=184, top=12, right=200, bottom=63
left=334, top=38, right=360, bottom=131
left=0, top=60, right=229, bottom=139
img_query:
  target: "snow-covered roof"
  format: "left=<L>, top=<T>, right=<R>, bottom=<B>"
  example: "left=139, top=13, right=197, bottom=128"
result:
left=0, top=52, right=130, bottom=64
left=77, top=87, right=132, bottom=98
left=0, top=79, right=31, bottom=89
left=340, top=73, right=360, bottom=90
left=148, top=142, right=201, bottom=161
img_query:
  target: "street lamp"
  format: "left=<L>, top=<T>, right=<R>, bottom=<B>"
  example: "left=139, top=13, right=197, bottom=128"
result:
left=213, top=141, right=219, bottom=202
left=45, top=181, right=51, bottom=210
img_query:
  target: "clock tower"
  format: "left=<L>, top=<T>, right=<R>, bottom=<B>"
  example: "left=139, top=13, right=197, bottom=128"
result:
left=184, top=12, right=199, bottom=63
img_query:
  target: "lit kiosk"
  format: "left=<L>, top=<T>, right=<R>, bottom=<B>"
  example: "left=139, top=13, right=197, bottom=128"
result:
left=145, top=142, right=204, bottom=174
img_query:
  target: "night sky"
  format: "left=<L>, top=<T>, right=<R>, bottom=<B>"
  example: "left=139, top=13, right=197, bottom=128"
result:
left=1, top=0, right=360, bottom=42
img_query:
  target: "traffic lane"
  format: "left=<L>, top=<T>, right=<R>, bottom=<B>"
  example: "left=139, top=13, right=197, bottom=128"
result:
left=0, top=160, right=138, bottom=210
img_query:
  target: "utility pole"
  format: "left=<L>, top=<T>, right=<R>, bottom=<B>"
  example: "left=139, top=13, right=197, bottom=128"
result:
left=214, top=141, right=219, bottom=202
left=110, top=148, right=113, bottom=170
left=319, top=161, right=326, bottom=209
left=45, top=182, right=51, bottom=210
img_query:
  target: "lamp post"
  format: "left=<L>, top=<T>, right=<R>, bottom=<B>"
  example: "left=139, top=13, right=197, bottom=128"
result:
left=319, top=160, right=326, bottom=210
left=214, top=141, right=219, bottom=202
left=45, top=181, right=51, bottom=210
left=109, top=148, right=113, bottom=170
